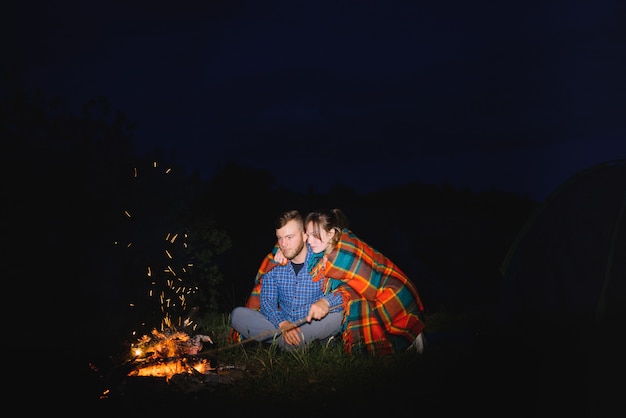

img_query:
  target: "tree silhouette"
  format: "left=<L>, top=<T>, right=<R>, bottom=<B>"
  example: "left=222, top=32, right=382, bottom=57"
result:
left=2, top=86, right=232, bottom=359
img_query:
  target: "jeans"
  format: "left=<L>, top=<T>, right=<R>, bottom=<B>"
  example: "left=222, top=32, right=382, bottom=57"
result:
left=230, top=306, right=344, bottom=350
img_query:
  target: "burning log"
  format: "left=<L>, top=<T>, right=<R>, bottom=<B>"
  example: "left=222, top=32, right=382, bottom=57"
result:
left=128, top=355, right=215, bottom=380
left=132, top=329, right=214, bottom=359
left=128, top=329, right=217, bottom=380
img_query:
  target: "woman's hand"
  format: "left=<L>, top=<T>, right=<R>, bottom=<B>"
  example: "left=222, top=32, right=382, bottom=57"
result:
left=306, top=298, right=330, bottom=322
left=274, top=248, right=288, bottom=265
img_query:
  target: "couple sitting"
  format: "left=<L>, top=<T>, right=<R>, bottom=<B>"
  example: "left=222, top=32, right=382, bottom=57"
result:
left=230, top=209, right=426, bottom=356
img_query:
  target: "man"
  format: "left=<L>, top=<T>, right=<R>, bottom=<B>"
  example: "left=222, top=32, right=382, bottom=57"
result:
left=230, top=210, right=344, bottom=349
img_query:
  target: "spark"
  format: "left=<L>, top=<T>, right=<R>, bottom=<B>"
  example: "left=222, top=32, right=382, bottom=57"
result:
left=118, top=159, right=200, bottom=349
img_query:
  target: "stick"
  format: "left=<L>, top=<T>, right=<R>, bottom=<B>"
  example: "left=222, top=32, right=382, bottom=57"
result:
left=199, top=305, right=341, bottom=355
left=197, top=317, right=307, bottom=356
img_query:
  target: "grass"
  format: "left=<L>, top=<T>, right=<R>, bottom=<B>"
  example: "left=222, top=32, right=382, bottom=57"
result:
left=93, top=310, right=495, bottom=414
left=219, top=340, right=420, bottom=392
left=187, top=311, right=474, bottom=407
left=92, top=308, right=624, bottom=417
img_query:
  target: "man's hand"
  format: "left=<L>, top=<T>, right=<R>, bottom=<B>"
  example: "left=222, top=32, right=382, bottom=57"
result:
left=306, top=298, right=330, bottom=322
left=279, top=321, right=302, bottom=346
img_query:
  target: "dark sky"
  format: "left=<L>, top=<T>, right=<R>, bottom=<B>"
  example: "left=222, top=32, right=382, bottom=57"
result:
left=6, top=0, right=626, bottom=201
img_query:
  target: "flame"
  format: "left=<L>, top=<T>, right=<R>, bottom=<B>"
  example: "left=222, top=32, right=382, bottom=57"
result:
left=128, top=329, right=215, bottom=381
left=129, top=357, right=214, bottom=379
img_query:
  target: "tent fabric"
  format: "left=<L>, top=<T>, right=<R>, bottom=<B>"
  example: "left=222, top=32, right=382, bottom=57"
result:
left=498, top=159, right=626, bottom=330
left=496, top=159, right=626, bottom=414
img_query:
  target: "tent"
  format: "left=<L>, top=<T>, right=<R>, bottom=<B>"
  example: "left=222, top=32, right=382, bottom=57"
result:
left=496, top=159, right=625, bottom=414
left=498, top=159, right=625, bottom=330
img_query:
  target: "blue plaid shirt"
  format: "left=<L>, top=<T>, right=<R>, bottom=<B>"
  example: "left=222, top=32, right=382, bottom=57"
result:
left=260, top=244, right=343, bottom=327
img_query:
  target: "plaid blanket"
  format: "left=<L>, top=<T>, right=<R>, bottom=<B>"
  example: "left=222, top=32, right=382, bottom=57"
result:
left=312, top=229, right=426, bottom=355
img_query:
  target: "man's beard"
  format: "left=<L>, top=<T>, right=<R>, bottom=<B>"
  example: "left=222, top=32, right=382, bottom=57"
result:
left=284, top=241, right=305, bottom=260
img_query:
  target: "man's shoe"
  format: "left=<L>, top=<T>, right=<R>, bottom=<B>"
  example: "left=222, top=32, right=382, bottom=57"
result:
left=411, top=332, right=425, bottom=354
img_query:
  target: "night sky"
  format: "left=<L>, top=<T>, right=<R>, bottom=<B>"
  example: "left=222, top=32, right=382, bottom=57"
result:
left=6, top=0, right=626, bottom=201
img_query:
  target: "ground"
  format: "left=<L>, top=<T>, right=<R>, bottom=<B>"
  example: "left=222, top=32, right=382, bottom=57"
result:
left=74, top=316, right=624, bottom=417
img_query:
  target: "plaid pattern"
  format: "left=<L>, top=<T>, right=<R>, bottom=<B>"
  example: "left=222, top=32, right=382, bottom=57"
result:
left=312, top=229, right=426, bottom=355
left=228, top=245, right=338, bottom=342
left=260, top=247, right=340, bottom=327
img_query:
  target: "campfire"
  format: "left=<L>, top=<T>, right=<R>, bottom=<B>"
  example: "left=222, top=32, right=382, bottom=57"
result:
left=127, top=328, right=216, bottom=380
left=89, top=167, right=248, bottom=401
left=93, top=327, right=248, bottom=400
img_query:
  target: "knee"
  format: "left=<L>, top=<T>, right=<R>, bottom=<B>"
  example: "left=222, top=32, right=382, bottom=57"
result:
left=230, top=307, right=244, bottom=325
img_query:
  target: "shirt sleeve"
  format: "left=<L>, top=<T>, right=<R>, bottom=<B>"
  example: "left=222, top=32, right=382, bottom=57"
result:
left=259, top=269, right=286, bottom=327
left=324, top=291, right=344, bottom=313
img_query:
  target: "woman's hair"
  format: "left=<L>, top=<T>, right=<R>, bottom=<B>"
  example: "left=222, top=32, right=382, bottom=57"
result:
left=305, top=208, right=350, bottom=247
left=275, top=209, right=304, bottom=231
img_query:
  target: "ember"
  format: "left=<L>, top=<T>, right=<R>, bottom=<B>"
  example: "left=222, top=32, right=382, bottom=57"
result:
left=129, top=357, right=213, bottom=379
left=128, top=328, right=216, bottom=381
